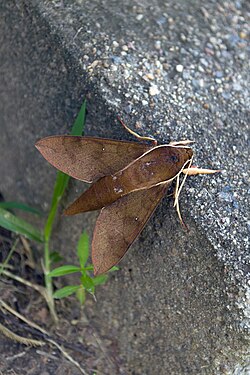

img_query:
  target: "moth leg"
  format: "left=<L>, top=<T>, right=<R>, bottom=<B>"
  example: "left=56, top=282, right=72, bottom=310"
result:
left=173, top=174, right=185, bottom=228
left=169, top=140, right=195, bottom=146
left=117, top=116, right=157, bottom=146
left=173, top=159, right=220, bottom=227
left=182, top=167, right=221, bottom=175
left=173, top=157, right=193, bottom=228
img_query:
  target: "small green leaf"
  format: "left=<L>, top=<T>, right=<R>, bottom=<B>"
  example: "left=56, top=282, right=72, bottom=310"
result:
left=76, top=286, right=86, bottom=305
left=49, top=251, right=63, bottom=265
left=85, top=265, right=94, bottom=271
left=48, top=265, right=81, bottom=277
left=81, top=273, right=95, bottom=294
left=0, top=202, right=42, bottom=216
left=77, top=231, right=89, bottom=268
left=93, top=274, right=108, bottom=286
left=53, top=285, right=80, bottom=299
left=0, top=207, right=43, bottom=243
left=108, top=266, right=119, bottom=272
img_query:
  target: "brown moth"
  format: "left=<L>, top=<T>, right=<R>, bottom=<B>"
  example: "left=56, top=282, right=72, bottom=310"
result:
left=36, top=121, right=219, bottom=275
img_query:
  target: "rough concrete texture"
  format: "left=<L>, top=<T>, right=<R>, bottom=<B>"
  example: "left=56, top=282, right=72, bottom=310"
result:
left=0, top=0, right=249, bottom=374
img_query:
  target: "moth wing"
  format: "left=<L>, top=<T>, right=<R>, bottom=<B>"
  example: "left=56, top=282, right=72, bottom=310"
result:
left=92, top=183, right=170, bottom=275
left=35, top=136, right=151, bottom=183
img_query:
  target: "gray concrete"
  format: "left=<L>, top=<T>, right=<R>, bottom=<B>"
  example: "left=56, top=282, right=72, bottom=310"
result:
left=0, top=1, right=249, bottom=374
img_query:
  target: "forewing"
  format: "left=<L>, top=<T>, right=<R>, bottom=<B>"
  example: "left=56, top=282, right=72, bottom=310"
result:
left=35, top=136, right=151, bottom=183
left=92, top=183, right=170, bottom=275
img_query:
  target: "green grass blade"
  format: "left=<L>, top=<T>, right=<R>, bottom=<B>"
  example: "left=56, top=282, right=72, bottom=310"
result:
left=70, top=99, right=86, bottom=136
left=0, top=207, right=43, bottom=243
left=44, top=173, right=70, bottom=241
left=0, top=238, right=19, bottom=276
left=0, top=202, right=42, bottom=216
left=77, top=231, right=89, bottom=268
left=44, top=99, right=86, bottom=241
left=53, top=285, right=80, bottom=299
left=48, top=265, right=81, bottom=277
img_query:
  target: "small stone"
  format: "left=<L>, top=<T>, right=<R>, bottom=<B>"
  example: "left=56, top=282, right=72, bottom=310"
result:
left=112, top=41, right=119, bottom=48
left=209, top=36, right=218, bottom=45
left=203, top=103, right=209, bottom=110
left=182, top=71, right=190, bottom=80
left=222, top=92, right=231, bottom=100
left=221, top=217, right=230, bottom=225
left=124, top=104, right=132, bottom=113
left=214, top=119, right=224, bottom=128
left=176, top=64, right=184, bottom=73
left=149, top=85, right=160, bottom=96
left=192, top=78, right=204, bottom=89
left=103, top=61, right=109, bottom=68
left=141, top=100, right=148, bottom=106
left=156, top=16, right=167, bottom=26
left=238, top=52, right=246, bottom=60
left=87, top=60, right=99, bottom=70
left=200, top=58, right=208, bottom=67
left=239, top=31, right=247, bottom=39
left=110, top=64, right=118, bottom=71
left=123, top=70, right=130, bottom=79
left=143, top=73, right=154, bottom=81
left=232, top=83, right=242, bottom=91
left=154, top=40, right=161, bottom=50
left=122, top=45, right=129, bottom=51
left=180, top=34, right=186, bottom=42
left=163, top=63, right=170, bottom=70
left=136, top=14, right=144, bottom=21
left=215, top=71, right=223, bottom=78
left=110, top=55, right=122, bottom=64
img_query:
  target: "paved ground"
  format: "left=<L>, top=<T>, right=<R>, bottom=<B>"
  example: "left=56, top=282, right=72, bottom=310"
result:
left=0, top=1, right=249, bottom=374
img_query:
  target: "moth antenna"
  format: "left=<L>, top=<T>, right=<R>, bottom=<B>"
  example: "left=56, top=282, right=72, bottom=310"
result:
left=117, top=116, right=157, bottom=145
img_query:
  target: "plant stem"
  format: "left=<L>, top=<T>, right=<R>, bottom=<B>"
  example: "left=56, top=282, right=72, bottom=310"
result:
left=44, top=238, right=58, bottom=323
left=43, top=199, right=60, bottom=323
left=42, top=99, right=86, bottom=323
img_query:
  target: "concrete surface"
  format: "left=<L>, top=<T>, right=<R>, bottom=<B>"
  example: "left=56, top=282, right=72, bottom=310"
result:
left=0, top=1, right=249, bottom=374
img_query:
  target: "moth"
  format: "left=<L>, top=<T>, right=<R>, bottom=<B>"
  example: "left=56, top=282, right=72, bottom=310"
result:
left=36, top=120, right=219, bottom=275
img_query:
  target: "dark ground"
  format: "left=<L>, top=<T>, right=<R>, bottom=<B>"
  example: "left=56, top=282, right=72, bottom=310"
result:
left=0, top=227, right=124, bottom=375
